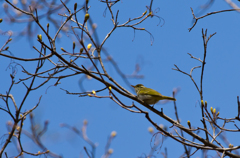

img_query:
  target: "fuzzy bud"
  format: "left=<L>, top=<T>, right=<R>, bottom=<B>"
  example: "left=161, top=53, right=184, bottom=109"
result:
left=148, top=127, right=154, bottom=133
left=201, top=100, right=204, bottom=107
left=187, top=120, right=191, bottom=129
left=74, top=3, right=77, bottom=11
left=3, top=3, right=8, bottom=9
left=142, top=10, right=147, bottom=16
left=80, top=48, right=84, bottom=54
left=84, top=13, right=90, bottom=22
left=87, top=43, right=92, bottom=50
left=61, top=47, right=66, bottom=52
left=108, top=149, right=113, bottom=154
left=205, top=101, right=207, bottom=108
left=73, top=41, right=75, bottom=50
left=83, top=119, right=88, bottom=125
left=229, top=144, right=233, bottom=148
left=7, top=120, right=12, bottom=126
left=213, top=108, right=216, bottom=114
left=111, top=131, right=117, bottom=137
left=37, top=34, right=42, bottom=41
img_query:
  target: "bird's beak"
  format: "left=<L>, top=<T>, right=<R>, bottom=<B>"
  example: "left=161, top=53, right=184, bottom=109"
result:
left=131, top=85, right=135, bottom=88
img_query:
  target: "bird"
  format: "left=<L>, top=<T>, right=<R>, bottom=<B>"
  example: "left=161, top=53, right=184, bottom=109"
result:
left=131, top=84, right=176, bottom=106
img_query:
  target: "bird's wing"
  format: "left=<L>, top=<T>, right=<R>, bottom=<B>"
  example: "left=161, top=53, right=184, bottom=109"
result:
left=140, top=88, right=162, bottom=96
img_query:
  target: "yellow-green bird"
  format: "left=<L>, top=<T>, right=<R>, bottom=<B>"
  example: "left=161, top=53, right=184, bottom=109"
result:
left=131, top=84, right=176, bottom=105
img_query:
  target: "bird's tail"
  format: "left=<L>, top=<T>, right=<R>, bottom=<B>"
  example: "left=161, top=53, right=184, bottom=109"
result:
left=161, top=96, right=176, bottom=101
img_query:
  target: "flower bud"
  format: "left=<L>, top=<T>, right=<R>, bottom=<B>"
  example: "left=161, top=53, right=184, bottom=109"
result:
left=86, top=75, right=92, bottom=79
left=92, top=23, right=97, bottom=29
left=108, top=148, right=113, bottom=154
left=3, top=3, right=8, bottom=9
left=148, top=127, right=154, bottom=133
left=80, top=48, right=84, bottom=55
left=73, top=41, right=75, bottom=50
left=7, top=121, right=12, bottom=125
left=13, top=0, right=18, bottom=5
left=142, top=10, right=147, bottom=16
left=37, top=34, right=42, bottom=41
left=111, top=131, right=117, bottom=137
left=204, top=101, right=207, bottom=108
left=74, top=3, right=77, bottom=11
left=229, top=144, right=233, bottom=148
left=213, top=108, right=216, bottom=114
left=87, top=43, right=92, bottom=50
left=159, top=124, right=164, bottom=129
left=83, top=119, right=88, bottom=125
left=21, top=0, right=26, bottom=4
left=84, top=13, right=90, bottom=22
left=187, top=120, right=191, bottom=129
left=61, top=47, right=66, bottom=52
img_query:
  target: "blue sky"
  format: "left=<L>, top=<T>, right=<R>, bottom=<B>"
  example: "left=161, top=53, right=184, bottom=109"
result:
left=1, top=0, right=240, bottom=157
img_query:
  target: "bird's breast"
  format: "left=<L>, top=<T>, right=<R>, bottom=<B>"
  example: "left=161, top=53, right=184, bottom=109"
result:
left=137, top=94, right=159, bottom=105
